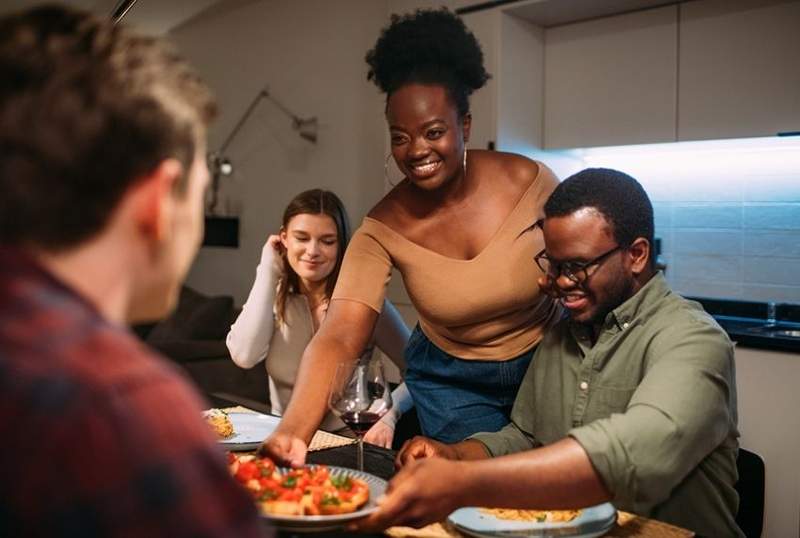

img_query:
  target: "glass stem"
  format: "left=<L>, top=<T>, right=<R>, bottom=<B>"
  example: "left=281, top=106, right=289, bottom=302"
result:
left=357, top=437, right=364, bottom=471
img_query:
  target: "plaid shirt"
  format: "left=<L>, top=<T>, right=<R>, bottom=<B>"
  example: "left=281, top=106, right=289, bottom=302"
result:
left=0, top=247, right=271, bottom=538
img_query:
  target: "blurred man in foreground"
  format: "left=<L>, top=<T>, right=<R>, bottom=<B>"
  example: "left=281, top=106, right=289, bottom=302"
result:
left=358, top=168, right=742, bottom=537
left=0, top=5, right=268, bottom=537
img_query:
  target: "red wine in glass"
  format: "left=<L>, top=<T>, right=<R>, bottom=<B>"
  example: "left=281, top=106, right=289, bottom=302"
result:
left=328, top=358, right=393, bottom=471
left=339, top=411, right=386, bottom=437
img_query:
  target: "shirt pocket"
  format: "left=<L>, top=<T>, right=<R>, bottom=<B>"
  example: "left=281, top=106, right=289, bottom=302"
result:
left=584, top=384, right=637, bottom=424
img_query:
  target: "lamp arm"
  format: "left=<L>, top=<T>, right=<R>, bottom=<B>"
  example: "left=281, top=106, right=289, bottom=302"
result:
left=219, top=89, right=269, bottom=154
left=263, top=92, right=304, bottom=126
left=218, top=88, right=309, bottom=154
left=110, top=0, right=138, bottom=24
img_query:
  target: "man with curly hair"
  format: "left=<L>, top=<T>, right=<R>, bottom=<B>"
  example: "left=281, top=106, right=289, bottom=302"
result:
left=360, top=169, right=742, bottom=537
left=0, top=5, right=269, bottom=537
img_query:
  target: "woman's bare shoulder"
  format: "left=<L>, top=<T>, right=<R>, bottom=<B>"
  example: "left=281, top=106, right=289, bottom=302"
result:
left=473, top=150, right=548, bottom=189
left=366, top=185, right=409, bottom=228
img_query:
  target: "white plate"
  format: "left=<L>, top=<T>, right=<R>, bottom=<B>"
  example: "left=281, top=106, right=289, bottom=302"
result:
left=448, top=502, right=617, bottom=537
left=219, top=412, right=281, bottom=451
left=262, top=466, right=388, bottom=532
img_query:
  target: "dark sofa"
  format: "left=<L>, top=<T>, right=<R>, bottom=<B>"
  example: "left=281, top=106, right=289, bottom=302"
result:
left=133, top=286, right=269, bottom=411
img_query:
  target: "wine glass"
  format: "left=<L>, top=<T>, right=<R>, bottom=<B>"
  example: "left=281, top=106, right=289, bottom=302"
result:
left=328, top=357, right=393, bottom=471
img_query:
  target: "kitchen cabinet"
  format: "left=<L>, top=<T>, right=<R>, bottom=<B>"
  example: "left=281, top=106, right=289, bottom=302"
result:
left=678, top=0, right=800, bottom=141
left=734, top=346, right=800, bottom=538
left=543, top=5, right=678, bottom=149
left=461, top=10, right=544, bottom=154
left=540, top=0, right=800, bottom=148
left=460, top=9, right=500, bottom=152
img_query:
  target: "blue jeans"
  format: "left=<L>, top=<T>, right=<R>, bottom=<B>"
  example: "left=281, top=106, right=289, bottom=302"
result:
left=403, top=325, right=535, bottom=443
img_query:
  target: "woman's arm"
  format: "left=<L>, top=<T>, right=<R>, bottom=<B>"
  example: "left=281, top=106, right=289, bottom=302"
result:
left=373, top=298, right=411, bottom=370
left=363, top=382, right=413, bottom=448
left=226, top=237, right=282, bottom=369
left=363, top=299, right=413, bottom=447
left=262, top=298, right=378, bottom=465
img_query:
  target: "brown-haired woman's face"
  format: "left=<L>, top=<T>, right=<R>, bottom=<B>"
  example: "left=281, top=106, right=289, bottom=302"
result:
left=280, top=213, right=339, bottom=285
left=386, top=83, right=470, bottom=191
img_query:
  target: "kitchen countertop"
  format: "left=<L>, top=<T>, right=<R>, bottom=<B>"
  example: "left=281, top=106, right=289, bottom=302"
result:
left=686, top=297, right=800, bottom=353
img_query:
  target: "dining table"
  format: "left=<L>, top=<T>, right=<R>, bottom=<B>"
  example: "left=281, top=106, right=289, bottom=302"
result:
left=216, top=403, right=694, bottom=538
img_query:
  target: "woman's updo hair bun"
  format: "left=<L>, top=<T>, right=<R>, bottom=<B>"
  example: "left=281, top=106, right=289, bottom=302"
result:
left=365, top=8, right=490, bottom=117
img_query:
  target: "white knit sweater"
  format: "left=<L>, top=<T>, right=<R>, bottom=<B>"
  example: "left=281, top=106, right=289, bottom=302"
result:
left=226, top=244, right=412, bottom=433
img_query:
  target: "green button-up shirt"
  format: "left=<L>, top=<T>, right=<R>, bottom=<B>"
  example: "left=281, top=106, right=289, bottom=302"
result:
left=471, top=273, right=742, bottom=537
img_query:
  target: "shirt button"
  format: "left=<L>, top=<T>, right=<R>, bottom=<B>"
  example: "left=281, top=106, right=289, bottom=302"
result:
left=622, top=322, right=630, bottom=329
left=579, top=381, right=589, bottom=391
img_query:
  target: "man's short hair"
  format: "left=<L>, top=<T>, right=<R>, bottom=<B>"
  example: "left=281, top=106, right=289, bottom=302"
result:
left=0, top=5, right=217, bottom=250
left=544, top=168, right=655, bottom=263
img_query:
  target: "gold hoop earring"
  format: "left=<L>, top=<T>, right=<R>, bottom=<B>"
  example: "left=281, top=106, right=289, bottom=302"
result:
left=384, top=153, right=404, bottom=187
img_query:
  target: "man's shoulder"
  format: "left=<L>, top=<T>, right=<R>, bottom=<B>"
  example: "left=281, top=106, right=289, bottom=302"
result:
left=0, top=337, right=259, bottom=537
left=637, top=290, right=734, bottom=372
left=3, top=320, right=206, bottom=435
left=649, top=290, right=729, bottom=341
left=6, top=308, right=186, bottom=395
left=0, top=271, right=208, bottom=447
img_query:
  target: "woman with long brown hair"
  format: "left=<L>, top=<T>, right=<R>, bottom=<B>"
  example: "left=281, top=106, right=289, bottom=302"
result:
left=226, top=189, right=411, bottom=446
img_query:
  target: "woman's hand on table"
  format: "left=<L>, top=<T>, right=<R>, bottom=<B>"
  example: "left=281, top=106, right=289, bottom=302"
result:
left=352, top=457, right=469, bottom=532
left=364, top=420, right=395, bottom=449
left=259, top=431, right=307, bottom=467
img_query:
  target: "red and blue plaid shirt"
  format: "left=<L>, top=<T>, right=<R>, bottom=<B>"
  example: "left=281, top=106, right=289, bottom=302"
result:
left=0, top=247, right=271, bottom=537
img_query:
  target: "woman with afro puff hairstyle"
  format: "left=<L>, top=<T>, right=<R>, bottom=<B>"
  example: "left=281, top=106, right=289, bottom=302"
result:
left=263, top=8, right=561, bottom=464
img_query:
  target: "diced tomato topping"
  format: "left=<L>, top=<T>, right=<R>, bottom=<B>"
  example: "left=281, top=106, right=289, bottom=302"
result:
left=278, top=489, right=302, bottom=502
left=259, top=477, right=279, bottom=490
left=259, top=458, right=275, bottom=474
left=236, top=461, right=259, bottom=483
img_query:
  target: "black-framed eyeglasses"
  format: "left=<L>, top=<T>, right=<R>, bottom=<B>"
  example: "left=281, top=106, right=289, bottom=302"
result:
left=534, top=245, right=625, bottom=284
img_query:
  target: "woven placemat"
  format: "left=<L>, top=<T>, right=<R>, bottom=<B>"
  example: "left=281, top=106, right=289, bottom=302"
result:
left=606, top=511, right=694, bottom=537
left=384, top=512, right=694, bottom=537
left=219, top=406, right=354, bottom=452
left=385, top=523, right=459, bottom=537
left=308, top=430, right=356, bottom=451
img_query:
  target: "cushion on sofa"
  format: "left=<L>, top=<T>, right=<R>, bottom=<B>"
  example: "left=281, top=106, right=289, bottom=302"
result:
left=147, top=287, right=233, bottom=342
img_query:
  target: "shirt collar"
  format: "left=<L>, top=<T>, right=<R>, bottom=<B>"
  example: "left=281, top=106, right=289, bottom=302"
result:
left=606, top=271, right=669, bottom=330
left=569, top=271, right=669, bottom=342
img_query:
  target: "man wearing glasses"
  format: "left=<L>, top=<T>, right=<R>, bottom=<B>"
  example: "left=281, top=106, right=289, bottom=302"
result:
left=358, top=168, right=742, bottom=537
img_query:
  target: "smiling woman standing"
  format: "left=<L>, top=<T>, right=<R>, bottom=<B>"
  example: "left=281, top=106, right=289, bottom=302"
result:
left=264, top=9, right=560, bottom=464
left=227, top=189, right=411, bottom=446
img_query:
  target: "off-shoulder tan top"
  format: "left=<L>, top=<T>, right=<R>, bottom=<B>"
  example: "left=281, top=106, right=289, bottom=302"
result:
left=332, top=162, right=561, bottom=360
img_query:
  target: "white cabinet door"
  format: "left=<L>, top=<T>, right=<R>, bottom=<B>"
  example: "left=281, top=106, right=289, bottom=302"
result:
left=497, top=13, right=545, bottom=154
left=678, top=0, right=800, bottom=141
left=543, top=5, right=678, bottom=149
left=461, top=9, right=500, bottom=151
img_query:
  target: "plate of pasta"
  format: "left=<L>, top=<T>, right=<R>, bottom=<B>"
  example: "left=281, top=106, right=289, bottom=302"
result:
left=203, top=410, right=281, bottom=451
left=448, top=502, right=616, bottom=537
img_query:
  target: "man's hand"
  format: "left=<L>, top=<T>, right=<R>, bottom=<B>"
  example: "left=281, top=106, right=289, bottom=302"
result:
left=395, top=436, right=458, bottom=468
left=364, top=420, right=394, bottom=449
left=353, top=458, right=471, bottom=532
left=259, top=431, right=307, bottom=467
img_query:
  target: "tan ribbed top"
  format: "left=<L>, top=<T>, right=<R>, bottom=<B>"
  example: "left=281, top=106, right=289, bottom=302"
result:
left=332, top=163, right=560, bottom=360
